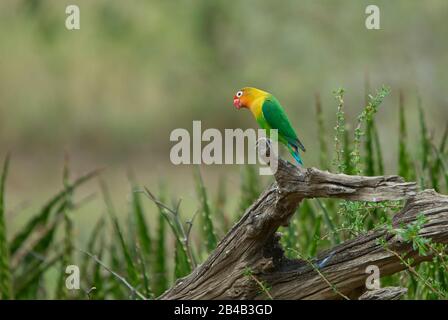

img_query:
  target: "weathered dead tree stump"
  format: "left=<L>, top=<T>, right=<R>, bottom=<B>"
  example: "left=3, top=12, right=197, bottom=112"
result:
left=160, top=159, right=448, bottom=300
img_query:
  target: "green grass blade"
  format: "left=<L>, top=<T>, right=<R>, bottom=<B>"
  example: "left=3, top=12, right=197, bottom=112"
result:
left=12, top=209, right=61, bottom=269
left=10, top=169, right=99, bottom=255
left=372, top=123, right=385, bottom=175
left=333, top=88, right=347, bottom=173
left=308, top=215, right=322, bottom=257
left=282, top=223, right=297, bottom=258
left=81, top=216, right=105, bottom=283
left=418, top=102, right=439, bottom=190
left=365, top=115, right=375, bottom=176
left=433, top=124, right=448, bottom=186
left=363, top=78, right=378, bottom=176
left=56, top=156, right=74, bottom=299
left=432, top=144, right=448, bottom=191
left=215, top=176, right=229, bottom=235
left=343, top=129, right=353, bottom=175
left=238, top=165, right=261, bottom=214
left=100, top=180, right=139, bottom=288
left=298, top=200, right=315, bottom=249
left=418, top=100, right=430, bottom=171
left=12, top=197, right=68, bottom=299
left=440, top=124, right=448, bottom=155
left=84, top=236, right=106, bottom=300
left=174, top=239, right=191, bottom=279
left=154, top=187, right=168, bottom=296
left=0, top=155, right=13, bottom=299
left=14, top=214, right=62, bottom=297
left=15, top=252, right=63, bottom=299
left=315, top=93, right=329, bottom=169
left=55, top=237, right=72, bottom=299
left=91, top=237, right=106, bottom=300
left=315, top=199, right=339, bottom=244
left=351, top=86, right=390, bottom=175
left=143, top=188, right=193, bottom=279
left=417, top=98, right=437, bottom=190
left=131, top=184, right=152, bottom=261
left=398, top=91, right=415, bottom=181
left=135, top=241, right=153, bottom=299
left=108, top=242, right=126, bottom=298
left=194, top=166, right=217, bottom=252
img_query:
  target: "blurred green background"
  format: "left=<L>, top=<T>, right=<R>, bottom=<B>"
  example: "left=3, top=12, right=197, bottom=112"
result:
left=1, top=0, right=447, bottom=235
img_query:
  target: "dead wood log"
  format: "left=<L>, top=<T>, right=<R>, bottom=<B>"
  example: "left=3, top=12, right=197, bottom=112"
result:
left=160, top=159, right=448, bottom=300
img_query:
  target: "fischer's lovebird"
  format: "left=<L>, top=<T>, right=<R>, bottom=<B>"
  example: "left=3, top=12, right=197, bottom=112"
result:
left=233, top=87, right=306, bottom=165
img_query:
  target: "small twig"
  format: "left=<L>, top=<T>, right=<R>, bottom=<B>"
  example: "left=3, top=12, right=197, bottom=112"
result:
left=320, top=227, right=358, bottom=241
left=79, top=249, right=147, bottom=300
left=314, top=199, right=339, bottom=244
left=426, top=242, right=448, bottom=273
left=11, top=215, right=63, bottom=268
left=186, top=210, right=200, bottom=242
left=140, top=187, right=197, bottom=268
left=384, top=247, right=447, bottom=299
left=294, top=249, right=350, bottom=300
left=249, top=274, right=273, bottom=300
left=71, top=192, right=97, bottom=210
left=185, top=210, right=200, bottom=266
left=140, top=188, right=178, bottom=218
left=174, top=198, right=182, bottom=217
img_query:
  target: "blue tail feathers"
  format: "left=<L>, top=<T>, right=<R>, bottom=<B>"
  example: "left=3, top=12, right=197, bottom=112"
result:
left=292, top=151, right=303, bottom=165
left=287, top=143, right=303, bottom=165
left=287, top=143, right=303, bottom=166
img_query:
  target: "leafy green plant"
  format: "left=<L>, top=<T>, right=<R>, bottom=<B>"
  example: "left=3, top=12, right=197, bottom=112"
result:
left=194, top=166, right=217, bottom=253
left=381, top=214, right=448, bottom=299
left=398, top=91, right=415, bottom=181
left=243, top=267, right=273, bottom=300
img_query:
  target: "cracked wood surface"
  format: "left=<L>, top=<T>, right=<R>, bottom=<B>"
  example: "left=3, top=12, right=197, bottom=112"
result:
left=160, top=159, right=447, bottom=300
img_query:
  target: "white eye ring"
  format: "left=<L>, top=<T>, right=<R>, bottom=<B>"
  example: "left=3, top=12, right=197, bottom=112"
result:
left=236, top=91, right=243, bottom=97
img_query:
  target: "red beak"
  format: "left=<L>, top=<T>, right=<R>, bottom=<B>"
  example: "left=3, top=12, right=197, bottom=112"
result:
left=233, top=96, right=241, bottom=109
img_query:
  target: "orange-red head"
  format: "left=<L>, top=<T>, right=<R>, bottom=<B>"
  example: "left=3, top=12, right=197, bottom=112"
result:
left=233, top=87, right=269, bottom=110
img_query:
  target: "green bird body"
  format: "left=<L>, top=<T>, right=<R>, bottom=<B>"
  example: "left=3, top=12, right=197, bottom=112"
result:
left=233, top=87, right=305, bottom=164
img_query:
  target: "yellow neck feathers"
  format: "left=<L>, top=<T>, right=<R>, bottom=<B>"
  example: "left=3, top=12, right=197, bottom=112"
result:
left=242, top=87, right=269, bottom=118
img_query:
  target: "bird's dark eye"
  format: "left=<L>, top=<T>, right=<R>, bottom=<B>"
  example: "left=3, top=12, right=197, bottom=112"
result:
left=236, top=91, right=243, bottom=97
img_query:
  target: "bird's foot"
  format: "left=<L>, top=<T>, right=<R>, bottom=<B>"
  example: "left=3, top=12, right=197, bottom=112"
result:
left=273, top=185, right=281, bottom=194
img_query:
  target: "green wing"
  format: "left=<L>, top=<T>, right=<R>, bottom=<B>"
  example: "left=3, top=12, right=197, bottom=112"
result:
left=261, top=96, right=306, bottom=152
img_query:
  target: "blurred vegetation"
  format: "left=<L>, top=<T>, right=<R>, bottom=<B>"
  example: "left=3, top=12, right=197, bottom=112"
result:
left=0, top=0, right=447, bottom=158
left=0, top=0, right=447, bottom=300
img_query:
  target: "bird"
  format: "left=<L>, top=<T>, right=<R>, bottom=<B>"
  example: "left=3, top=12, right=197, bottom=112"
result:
left=233, top=87, right=305, bottom=165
